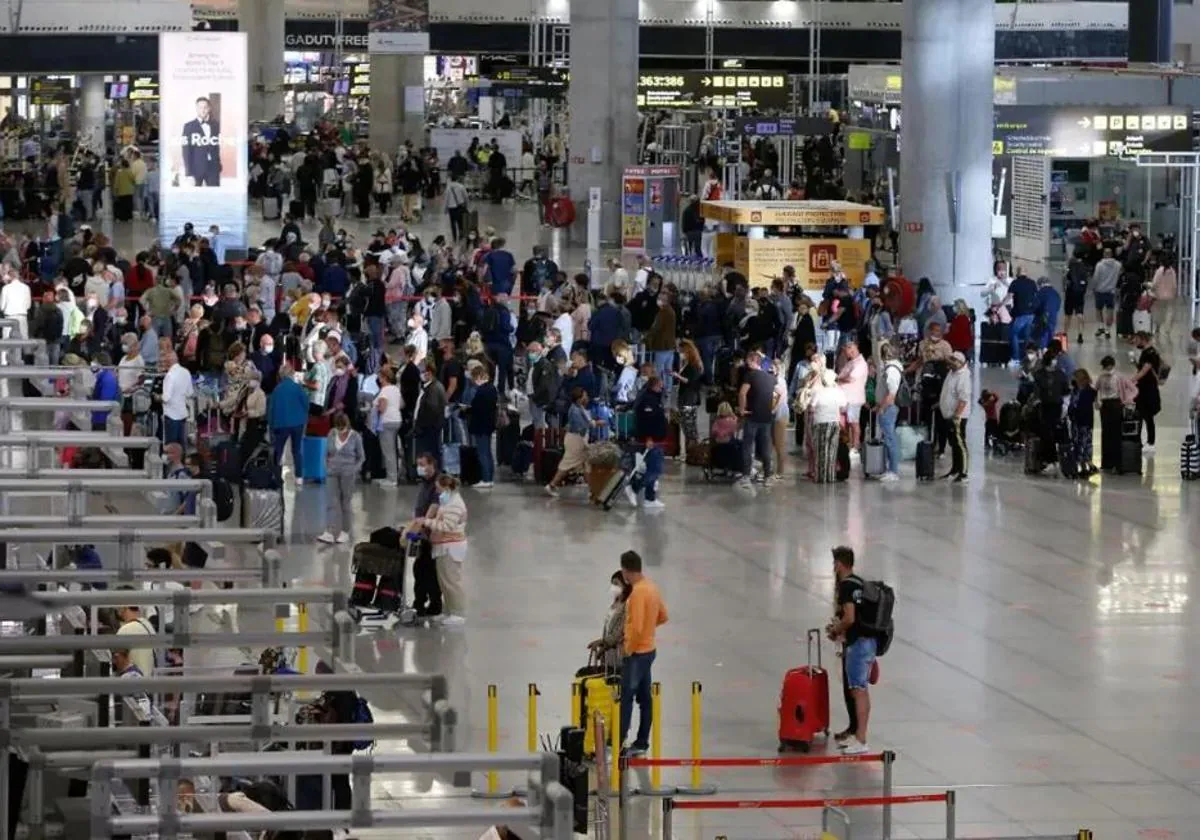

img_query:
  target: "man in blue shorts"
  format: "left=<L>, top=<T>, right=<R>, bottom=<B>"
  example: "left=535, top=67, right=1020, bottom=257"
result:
left=827, top=546, right=877, bottom=755
left=1091, top=247, right=1122, bottom=340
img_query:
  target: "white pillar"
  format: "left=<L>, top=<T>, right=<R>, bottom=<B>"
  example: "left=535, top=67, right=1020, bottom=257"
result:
left=78, top=75, right=106, bottom=154
left=240, top=0, right=285, bottom=122
left=369, top=55, right=426, bottom=160
left=567, top=0, right=640, bottom=244
left=899, top=0, right=994, bottom=302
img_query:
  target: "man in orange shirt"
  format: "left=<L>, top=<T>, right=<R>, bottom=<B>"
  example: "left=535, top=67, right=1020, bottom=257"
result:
left=619, top=550, right=668, bottom=755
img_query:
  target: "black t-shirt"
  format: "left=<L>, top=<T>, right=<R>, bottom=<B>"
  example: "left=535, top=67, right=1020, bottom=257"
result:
left=739, top=366, right=776, bottom=423
left=440, top=357, right=465, bottom=402
left=837, top=575, right=866, bottom=645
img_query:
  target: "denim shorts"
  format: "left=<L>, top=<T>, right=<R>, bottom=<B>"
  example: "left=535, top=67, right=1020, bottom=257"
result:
left=1094, top=291, right=1116, bottom=311
left=844, top=636, right=878, bottom=690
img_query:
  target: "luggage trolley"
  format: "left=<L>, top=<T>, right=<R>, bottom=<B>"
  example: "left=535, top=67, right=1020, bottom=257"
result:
left=349, top=527, right=418, bottom=627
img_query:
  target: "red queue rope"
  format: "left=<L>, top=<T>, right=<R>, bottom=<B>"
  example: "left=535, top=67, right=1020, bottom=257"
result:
left=628, top=753, right=885, bottom=769
left=670, top=792, right=948, bottom=811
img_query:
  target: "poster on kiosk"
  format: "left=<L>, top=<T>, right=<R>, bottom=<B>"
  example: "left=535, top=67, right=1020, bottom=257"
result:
left=158, top=32, right=249, bottom=249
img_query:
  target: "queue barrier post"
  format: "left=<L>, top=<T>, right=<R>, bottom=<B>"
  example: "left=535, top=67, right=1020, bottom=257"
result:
left=297, top=601, right=309, bottom=677
left=661, top=797, right=674, bottom=840
left=528, top=683, right=539, bottom=753
left=471, top=684, right=516, bottom=799
left=1077, top=831, right=1093, bottom=840
left=610, top=691, right=621, bottom=794
left=674, top=681, right=716, bottom=795
left=632, top=682, right=677, bottom=797
left=945, top=788, right=956, bottom=840
left=881, top=749, right=895, bottom=840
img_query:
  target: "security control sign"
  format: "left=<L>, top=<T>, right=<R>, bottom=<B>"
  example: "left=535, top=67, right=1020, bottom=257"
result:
left=638, top=71, right=789, bottom=110
left=993, top=106, right=1192, bottom=158
left=490, top=67, right=567, bottom=100
left=30, top=78, right=74, bottom=106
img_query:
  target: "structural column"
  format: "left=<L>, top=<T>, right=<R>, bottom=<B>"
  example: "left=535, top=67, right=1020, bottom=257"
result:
left=566, top=0, right=639, bottom=244
left=239, top=0, right=285, bottom=122
left=77, top=75, right=106, bottom=154
left=368, top=56, right=426, bottom=159
left=899, top=0, right=994, bottom=301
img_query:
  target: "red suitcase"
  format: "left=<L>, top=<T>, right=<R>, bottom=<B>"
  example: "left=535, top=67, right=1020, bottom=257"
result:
left=778, top=628, right=830, bottom=752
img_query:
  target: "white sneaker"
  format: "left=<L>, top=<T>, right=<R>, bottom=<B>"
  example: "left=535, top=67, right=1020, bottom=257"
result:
left=841, top=739, right=871, bottom=755
left=336, top=532, right=350, bottom=544
left=737, top=477, right=753, bottom=490
left=295, top=476, right=305, bottom=487
left=849, top=449, right=861, bottom=460
left=441, top=614, right=466, bottom=627
left=317, top=531, right=336, bottom=543
left=476, top=481, right=494, bottom=489
left=1143, top=445, right=1156, bottom=455
left=623, top=485, right=638, bottom=507
left=879, top=472, right=901, bottom=483
left=544, top=484, right=560, bottom=498
left=643, top=499, right=665, bottom=510
left=374, top=478, right=393, bottom=487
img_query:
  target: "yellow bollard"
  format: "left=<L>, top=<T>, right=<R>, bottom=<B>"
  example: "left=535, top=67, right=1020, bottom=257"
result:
left=296, top=602, right=309, bottom=675
left=676, top=681, right=715, bottom=795
left=527, top=683, right=539, bottom=753
left=610, top=691, right=621, bottom=792
left=486, top=684, right=499, bottom=794
left=651, top=682, right=662, bottom=790
left=570, top=681, right=580, bottom=728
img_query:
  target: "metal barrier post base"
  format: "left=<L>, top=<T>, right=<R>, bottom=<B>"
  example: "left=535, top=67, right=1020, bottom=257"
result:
left=470, top=787, right=519, bottom=800
left=673, top=784, right=718, bottom=796
left=631, top=784, right=679, bottom=797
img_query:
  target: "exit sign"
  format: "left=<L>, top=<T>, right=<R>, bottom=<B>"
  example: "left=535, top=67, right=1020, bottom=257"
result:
left=904, top=222, right=924, bottom=233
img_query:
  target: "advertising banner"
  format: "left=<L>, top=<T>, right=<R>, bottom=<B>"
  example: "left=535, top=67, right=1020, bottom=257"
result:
left=368, top=0, right=430, bottom=54
left=158, top=32, right=249, bottom=249
left=621, top=177, right=647, bottom=250
left=734, top=237, right=872, bottom=290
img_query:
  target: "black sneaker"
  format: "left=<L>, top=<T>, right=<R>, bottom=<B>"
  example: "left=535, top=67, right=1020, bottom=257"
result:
left=953, top=474, right=969, bottom=483
left=1077, top=333, right=1084, bottom=344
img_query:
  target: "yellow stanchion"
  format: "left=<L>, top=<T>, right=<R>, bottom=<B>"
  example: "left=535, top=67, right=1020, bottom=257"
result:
left=296, top=602, right=309, bottom=675
left=1077, top=831, right=1093, bottom=840
left=570, top=681, right=580, bottom=728
left=527, top=683, right=539, bottom=753
left=610, top=691, right=621, bottom=792
left=472, top=684, right=512, bottom=799
left=675, top=681, right=716, bottom=795
left=651, top=682, right=662, bottom=790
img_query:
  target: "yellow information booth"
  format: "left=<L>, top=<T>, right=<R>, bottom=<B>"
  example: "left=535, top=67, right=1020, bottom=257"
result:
left=700, top=200, right=885, bottom=290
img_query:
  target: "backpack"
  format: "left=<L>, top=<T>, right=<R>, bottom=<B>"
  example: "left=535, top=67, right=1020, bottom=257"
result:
left=212, top=476, right=235, bottom=522
left=480, top=304, right=500, bottom=335
left=886, top=361, right=912, bottom=408
left=529, top=259, right=553, bottom=295
left=350, top=696, right=374, bottom=751
left=851, top=575, right=895, bottom=635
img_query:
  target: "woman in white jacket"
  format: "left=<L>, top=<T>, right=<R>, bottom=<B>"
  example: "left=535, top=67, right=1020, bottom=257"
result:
left=810, top=369, right=848, bottom=484
left=422, top=474, right=468, bottom=626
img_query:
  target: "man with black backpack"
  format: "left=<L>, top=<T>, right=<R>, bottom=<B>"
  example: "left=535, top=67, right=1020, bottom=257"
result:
left=826, top=546, right=893, bottom=756
left=522, top=244, right=558, bottom=298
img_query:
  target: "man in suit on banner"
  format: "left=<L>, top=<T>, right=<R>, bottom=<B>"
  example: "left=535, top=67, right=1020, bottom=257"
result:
left=180, top=97, right=222, bottom=187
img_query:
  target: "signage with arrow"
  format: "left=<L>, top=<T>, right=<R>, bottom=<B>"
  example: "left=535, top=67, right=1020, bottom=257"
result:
left=638, top=71, right=789, bottom=110
left=993, top=105, right=1191, bottom=158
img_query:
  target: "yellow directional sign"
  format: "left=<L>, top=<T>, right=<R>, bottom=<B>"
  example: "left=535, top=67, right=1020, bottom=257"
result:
left=637, top=71, right=790, bottom=109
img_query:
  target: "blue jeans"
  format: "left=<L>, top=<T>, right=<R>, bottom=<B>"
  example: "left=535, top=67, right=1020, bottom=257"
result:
left=696, top=336, right=720, bottom=385
left=40, top=239, right=63, bottom=282
left=630, top=443, right=663, bottom=501
left=487, top=343, right=514, bottom=392
left=878, top=404, right=899, bottom=474
left=366, top=315, right=385, bottom=367
left=164, top=416, right=187, bottom=448
left=844, top=636, right=877, bottom=690
left=652, top=350, right=675, bottom=392
left=741, top=419, right=773, bottom=478
left=472, top=432, right=494, bottom=482
left=620, top=649, right=657, bottom=750
left=1010, top=313, right=1034, bottom=361
left=272, top=425, right=305, bottom=477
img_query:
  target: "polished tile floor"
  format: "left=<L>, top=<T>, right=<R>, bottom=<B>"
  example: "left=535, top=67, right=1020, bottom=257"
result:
left=13, top=203, right=1200, bottom=840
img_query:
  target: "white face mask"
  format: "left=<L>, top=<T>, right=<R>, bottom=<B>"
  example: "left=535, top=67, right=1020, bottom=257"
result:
left=610, top=584, right=624, bottom=600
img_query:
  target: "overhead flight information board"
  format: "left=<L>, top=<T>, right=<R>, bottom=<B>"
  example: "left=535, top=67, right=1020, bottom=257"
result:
left=638, top=71, right=790, bottom=110
left=993, top=106, right=1192, bottom=158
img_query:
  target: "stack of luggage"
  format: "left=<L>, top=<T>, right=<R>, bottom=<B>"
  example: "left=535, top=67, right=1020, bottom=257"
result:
left=349, top=527, right=415, bottom=624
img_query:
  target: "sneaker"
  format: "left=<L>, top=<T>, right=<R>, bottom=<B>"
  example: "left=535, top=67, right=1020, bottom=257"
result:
left=374, top=478, right=393, bottom=487
left=440, top=615, right=466, bottom=627
left=1143, top=445, right=1155, bottom=455
left=849, top=448, right=861, bottom=460
left=643, top=499, right=665, bottom=510
left=879, top=472, right=901, bottom=483
left=737, top=477, right=753, bottom=490
left=336, top=532, right=350, bottom=544
left=833, top=728, right=854, bottom=744
left=841, top=739, right=871, bottom=756
left=623, top=485, right=638, bottom=507
left=1095, top=327, right=1106, bottom=338
left=544, top=484, right=560, bottom=498
left=1077, top=333, right=1084, bottom=345
left=317, top=531, right=336, bottom=543
left=628, top=745, right=648, bottom=757
left=295, top=476, right=305, bottom=487
left=475, top=481, right=494, bottom=489
left=939, top=472, right=957, bottom=481
left=953, top=474, right=969, bottom=483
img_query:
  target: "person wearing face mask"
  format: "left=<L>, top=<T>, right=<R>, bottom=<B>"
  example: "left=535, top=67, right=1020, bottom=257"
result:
left=426, top=286, right=453, bottom=343
left=525, top=340, right=561, bottom=430
left=236, top=367, right=268, bottom=462
left=421, top=474, right=468, bottom=626
left=407, top=311, right=429, bottom=366
left=587, top=571, right=633, bottom=671
left=412, top=359, right=447, bottom=466
left=323, top=354, right=359, bottom=428
left=407, top=453, right=444, bottom=618
left=642, top=287, right=677, bottom=394
left=318, top=412, right=364, bottom=544
left=1031, top=343, right=1070, bottom=470
left=250, top=332, right=280, bottom=394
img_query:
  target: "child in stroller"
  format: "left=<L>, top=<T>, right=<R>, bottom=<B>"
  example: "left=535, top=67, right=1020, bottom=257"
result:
left=981, top=389, right=1023, bottom=455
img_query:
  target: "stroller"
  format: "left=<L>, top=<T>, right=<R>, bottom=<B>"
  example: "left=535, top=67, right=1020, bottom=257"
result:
left=349, top=527, right=417, bottom=626
left=982, top=391, right=1023, bottom=455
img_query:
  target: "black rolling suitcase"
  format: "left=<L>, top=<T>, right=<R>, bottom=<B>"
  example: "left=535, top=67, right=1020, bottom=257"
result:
left=350, top=527, right=407, bottom=614
left=361, top=428, right=387, bottom=481
left=979, top=321, right=1011, bottom=366
left=496, top=411, right=520, bottom=465
left=460, top=445, right=482, bottom=486
left=289, top=199, right=305, bottom=219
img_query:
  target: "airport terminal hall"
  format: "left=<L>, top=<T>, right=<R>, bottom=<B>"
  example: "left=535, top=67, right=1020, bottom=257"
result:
left=3, top=0, right=1200, bottom=837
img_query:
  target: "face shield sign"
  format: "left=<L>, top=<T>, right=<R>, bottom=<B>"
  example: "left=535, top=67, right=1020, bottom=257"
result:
left=158, top=32, right=249, bottom=248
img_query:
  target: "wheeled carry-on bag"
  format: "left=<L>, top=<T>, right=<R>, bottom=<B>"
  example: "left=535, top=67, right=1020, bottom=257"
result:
left=572, top=655, right=618, bottom=757
left=778, top=628, right=830, bottom=752
left=863, top=439, right=885, bottom=478
left=979, top=321, right=1010, bottom=366
left=350, top=527, right=415, bottom=622
left=589, top=465, right=630, bottom=510
left=240, top=487, right=284, bottom=538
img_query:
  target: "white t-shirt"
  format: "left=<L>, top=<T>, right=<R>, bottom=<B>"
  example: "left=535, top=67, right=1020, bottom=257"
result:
left=117, top=617, right=155, bottom=676
left=632, top=268, right=650, bottom=293
left=162, top=363, right=194, bottom=421
left=811, top=386, right=848, bottom=425
left=118, top=354, right=146, bottom=393
left=553, top=313, right=574, bottom=353
left=375, top=384, right=403, bottom=424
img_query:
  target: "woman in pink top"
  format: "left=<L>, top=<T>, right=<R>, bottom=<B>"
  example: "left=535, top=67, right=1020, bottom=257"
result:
left=837, top=341, right=870, bottom=454
left=1152, top=257, right=1178, bottom=337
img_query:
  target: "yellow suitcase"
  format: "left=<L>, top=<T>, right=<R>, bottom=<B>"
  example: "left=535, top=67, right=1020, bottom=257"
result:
left=572, top=673, right=619, bottom=756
